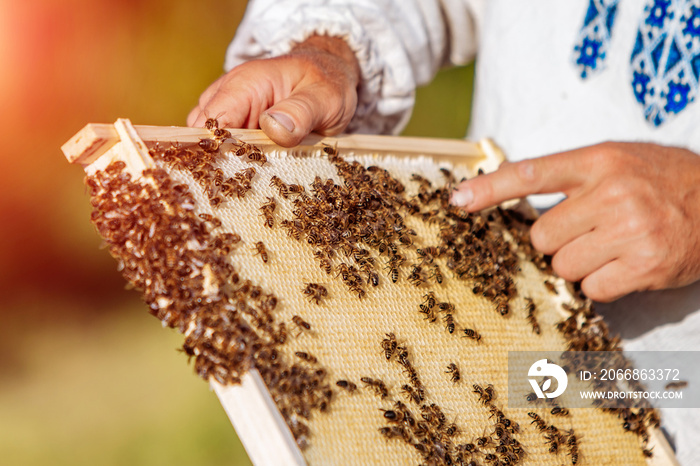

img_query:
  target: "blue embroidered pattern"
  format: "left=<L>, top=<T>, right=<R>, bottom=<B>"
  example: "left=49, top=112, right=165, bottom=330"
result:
left=630, top=0, right=700, bottom=126
left=573, top=0, right=620, bottom=78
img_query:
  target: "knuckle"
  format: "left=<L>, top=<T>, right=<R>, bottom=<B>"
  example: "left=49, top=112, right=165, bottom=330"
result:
left=515, top=160, right=538, bottom=185
left=580, top=276, right=613, bottom=303
left=587, top=142, right=633, bottom=175
left=598, top=176, right=637, bottom=204
left=619, top=197, right=654, bottom=237
left=550, top=252, right=576, bottom=282
left=636, top=236, right=669, bottom=278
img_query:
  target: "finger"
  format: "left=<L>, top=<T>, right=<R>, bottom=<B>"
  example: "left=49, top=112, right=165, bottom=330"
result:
left=197, top=77, right=224, bottom=111
left=451, top=149, right=596, bottom=211
left=187, top=105, right=201, bottom=127
left=549, top=228, right=618, bottom=283
left=530, top=193, right=599, bottom=254
left=580, top=260, right=641, bottom=303
left=194, top=90, right=255, bottom=130
left=260, top=82, right=353, bottom=147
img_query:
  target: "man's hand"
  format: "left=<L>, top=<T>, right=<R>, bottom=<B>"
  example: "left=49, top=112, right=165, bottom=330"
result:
left=451, top=142, right=700, bottom=302
left=187, top=35, right=361, bottom=147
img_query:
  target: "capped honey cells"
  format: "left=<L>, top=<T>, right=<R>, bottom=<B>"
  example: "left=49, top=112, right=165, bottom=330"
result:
left=81, top=125, right=662, bottom=465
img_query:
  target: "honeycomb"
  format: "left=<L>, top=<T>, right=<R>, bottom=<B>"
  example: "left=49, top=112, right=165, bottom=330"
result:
left=74, top=122, right=664, bottom=466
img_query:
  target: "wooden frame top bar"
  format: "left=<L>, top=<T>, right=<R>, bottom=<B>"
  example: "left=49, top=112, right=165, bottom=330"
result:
left=61, top=123, right=492, bottom=168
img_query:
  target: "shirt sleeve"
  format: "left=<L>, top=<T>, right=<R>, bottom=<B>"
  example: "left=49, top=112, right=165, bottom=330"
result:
left=224, top=0, right=484, bottom=135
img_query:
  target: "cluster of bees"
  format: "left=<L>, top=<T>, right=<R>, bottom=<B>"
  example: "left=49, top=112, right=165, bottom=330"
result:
left=86, top=128, right=662, bottom=462
left=548, top=299, right=661, bottom=458
left=526, top=413, right=580, bottom=463
left=267, top=143, right=532, bottom=327
left=86, top=158, right=332, bottom=449
left=371, top=334, right=526, bottom=466
left=417, top=291, right=484, bottom=342
left=148, top=120, right=265, bottom=208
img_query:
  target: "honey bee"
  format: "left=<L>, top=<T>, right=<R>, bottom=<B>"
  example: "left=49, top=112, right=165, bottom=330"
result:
left=336, top=380, right=357, bottom=392
left=287, top=184, right=305, bottom=195
left=525, top=297, right=540, bottom=334
left=319, top=258, right=332, bottom=275
left=204, top=117, right=219, bottom=131
left=247, top=151, right=267, bottom=165
left=431, top=264, right=443, bottom=284
left=368, top=271, right=379, bottom=287
left=378, top=426, right=407, bottom=441
left=258, top=197, right=276, bottom=228
left=455, top=443, right=477, bottom=455
left=212, top=168, right=224, bottom=186
left=544, top=279, right=558, bottom=295
left=477, top=436, right=492, bottom=448
left=401, top=384, right=422, bottom=404
left=528, top=412, right=547, bottom=432
left=418, top=303, right=436, bottom=322
left=380, top=409, right=405, bottom=423
left=295, top=351, right=318, bottom=364
left=233, top=142, right=250, bottom=157
left=551, top=406, right=569, bottom=416
left=473, top=383, right=494, bottom=404
left=198, top=213, right=222, bottom=228
left=269, top=175, right=288, bottom=198
left=219, top=178, right=239, bottom=198
left=462, top=327, right=482, bottom=343
left=254, top=241, right=269, bottom=263
left=439, top=167, right=455, bottom=183
left=423, top=292, right=436, bottom=309
left=443, top=313, right=455, bottom=334
left=213, top=128, right=231, bottom=140
left=544, top=428, right=562, bottom=453
left=446, top=363, right=460, bottom=383
left=219, top=232, right=242, bottom=244
left=381, top=333, right=398, bottom=360
left=349, top=284, right=366, bottom=300
left=198, top=138, right=220, bottom=152
left=665, top=380, right=688, bottom=390
left=322, top=143, right=337, bottom=156
left=397, top=233, right=413, bottom=246
left=415, top=247, right=435, bottom=263
left=260, top=196, right=276, bottom=212
left=361, top=377, right=388, bottom=398
left=411, top=173, right=431, bottom=185
left=566, top=429, right=580, bottom=464
left=292, top=315, right=311, bottom=335
left=387, top=266, right=399, bottom=283
left=274, top=323, right=287, bottom=344
left=496, top=300, right=509, bottom=317
left=437, top=302, right=455, bottom=313
left=407, top=264, right=424, bottom=286
left=303, top=283, right=328, bottom=304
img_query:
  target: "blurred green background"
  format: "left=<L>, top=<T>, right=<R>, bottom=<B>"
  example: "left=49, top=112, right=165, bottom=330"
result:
left=0, top=1, right=472, bottom=464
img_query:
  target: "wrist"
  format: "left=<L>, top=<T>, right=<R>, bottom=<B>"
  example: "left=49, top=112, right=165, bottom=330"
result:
left=290, top=34, right=361, bottom=87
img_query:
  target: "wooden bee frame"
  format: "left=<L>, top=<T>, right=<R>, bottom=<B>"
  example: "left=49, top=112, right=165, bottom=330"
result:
left=63, top=119, right=677, bottom=466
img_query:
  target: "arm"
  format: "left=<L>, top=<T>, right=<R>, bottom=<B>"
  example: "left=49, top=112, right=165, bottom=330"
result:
left=451, top=142, right=700, bottom=302
left=188, top=0, right=483, bottom=145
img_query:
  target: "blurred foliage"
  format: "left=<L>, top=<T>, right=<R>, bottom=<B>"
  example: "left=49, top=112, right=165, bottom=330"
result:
left=403, top=64, right=474, bottom=139
left=0, top=1, right=472, bottom=465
